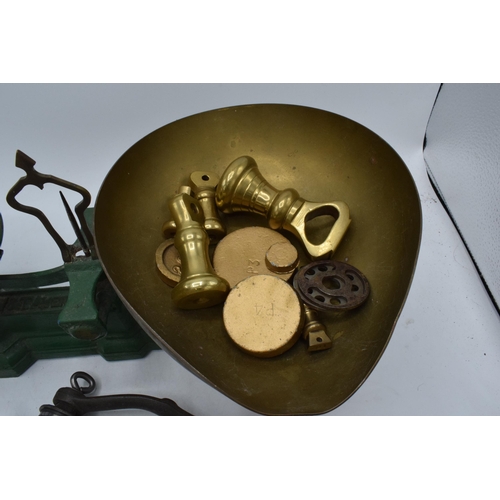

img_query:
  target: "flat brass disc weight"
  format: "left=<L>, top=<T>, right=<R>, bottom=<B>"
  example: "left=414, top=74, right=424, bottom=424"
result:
left=213, top=226, right=297, bottom=287
left=94, top=103, right=421, bottom=415
left=223, top=275, right=303, bottom=357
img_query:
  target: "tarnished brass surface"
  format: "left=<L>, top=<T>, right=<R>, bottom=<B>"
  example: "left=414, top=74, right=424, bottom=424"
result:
left=155, top=238, right=181, bottom=287
left=168, top=192, right=230, bottom=309
left=213, top=226, right=297, bottom=288
left=265, top=242, right=299, bottom=274
left=94, top=103, right=421, bottom=415
left=223, top=275, right=304, bottom=357
left=216, top=156, right=351, bottom=259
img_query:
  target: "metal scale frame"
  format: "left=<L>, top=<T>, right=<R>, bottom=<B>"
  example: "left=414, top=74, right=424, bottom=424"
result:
left=0, top=104, right=421, bottom=415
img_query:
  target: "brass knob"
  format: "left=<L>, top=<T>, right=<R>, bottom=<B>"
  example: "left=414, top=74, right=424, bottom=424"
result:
left=215, top=156, right=351, bottom=259
left=168, top=192, right=230, bottom=309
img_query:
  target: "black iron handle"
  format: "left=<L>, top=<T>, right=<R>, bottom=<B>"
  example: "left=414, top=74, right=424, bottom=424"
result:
left=39, top=372, right=191, bottom=416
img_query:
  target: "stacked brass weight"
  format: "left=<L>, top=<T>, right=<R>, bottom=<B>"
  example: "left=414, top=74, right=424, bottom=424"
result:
left=162, top=186, right=192, bottom=239
left=215, top=156, right=351, bottom=259
left=188, top=171, right=226, bottom=240
left=212, top=226, right=299, bottom=288
left=167, top=190, right=230, bottom=309
left=155, top=238, right=182, bottom=286
left=163, top=172, right=226, bottom=241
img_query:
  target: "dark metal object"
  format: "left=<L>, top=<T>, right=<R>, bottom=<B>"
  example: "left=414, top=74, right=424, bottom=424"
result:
left=0, top=213, right=4, bottom=260
left=6, top=150, right=95, bottom=262
left=59, top=191, right=91, bottom=256
left=294, top=260, right=370, bottom=311
left=39, top=371, right=191, bottom=416
left=0, top=265, right=159, bottom=378
left=1, top=197, right=159, bottom=375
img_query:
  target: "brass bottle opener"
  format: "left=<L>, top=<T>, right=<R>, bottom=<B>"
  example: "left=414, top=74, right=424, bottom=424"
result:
left=215, top=156, right=351, bottom=259
left=168, top=192, right=230, bottom=309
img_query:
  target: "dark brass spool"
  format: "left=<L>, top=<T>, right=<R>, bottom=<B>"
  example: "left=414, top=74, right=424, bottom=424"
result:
left=94, top=104, right=421, bottom=415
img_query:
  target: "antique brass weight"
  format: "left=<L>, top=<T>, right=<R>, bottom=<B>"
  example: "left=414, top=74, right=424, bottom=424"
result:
left=303, top=305, right=332, bottom=352
left=216, top=156, right=351, bottom=259
left=163, top=172, right=225, bottom=241
left=168, top=191, right=230, bottom=309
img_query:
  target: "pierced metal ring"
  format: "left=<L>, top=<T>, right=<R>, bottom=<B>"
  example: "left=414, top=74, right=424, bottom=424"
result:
left=293, top=260, right=370, bottom=311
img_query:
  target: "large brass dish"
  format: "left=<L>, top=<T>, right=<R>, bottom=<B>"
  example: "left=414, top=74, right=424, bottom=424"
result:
left=94, top=104, right=421, bottom=415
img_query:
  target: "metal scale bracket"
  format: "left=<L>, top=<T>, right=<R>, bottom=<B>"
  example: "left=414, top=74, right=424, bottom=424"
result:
left=0, top=151, right=158, bottom=378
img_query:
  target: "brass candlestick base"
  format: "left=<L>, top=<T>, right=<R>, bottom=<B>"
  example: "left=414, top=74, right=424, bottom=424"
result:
left=168, top=192, right=230, bottom=309
left=215, top=156, right=351, bottom=259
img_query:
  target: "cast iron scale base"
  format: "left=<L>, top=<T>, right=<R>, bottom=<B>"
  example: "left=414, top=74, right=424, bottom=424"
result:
left=0, top=151, right=158, bottom=378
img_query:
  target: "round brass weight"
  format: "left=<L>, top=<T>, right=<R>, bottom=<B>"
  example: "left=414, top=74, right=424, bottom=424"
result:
left=155, top=239, right=182, bottom=287
left=265, top=242, right=299, bottom=273
left=213, top=226, right=298, bottom=288
left=223, top=275, right=304, bottom=357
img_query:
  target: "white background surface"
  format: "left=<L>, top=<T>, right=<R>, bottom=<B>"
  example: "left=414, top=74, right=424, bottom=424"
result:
left=425, top=84, right=500, bottom=308
left=1, top=83, right=500, bottom=416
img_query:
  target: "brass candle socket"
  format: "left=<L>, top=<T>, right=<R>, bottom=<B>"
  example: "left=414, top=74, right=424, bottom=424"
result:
left=168, top=192, right=230, bottom=309
left=215, top=156, right=351, bottom=259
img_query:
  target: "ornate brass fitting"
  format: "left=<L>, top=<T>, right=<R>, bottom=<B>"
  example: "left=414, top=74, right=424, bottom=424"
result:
left=168, top=192, right=230, bottom=309
left=215, top=156, right=351, bottom=259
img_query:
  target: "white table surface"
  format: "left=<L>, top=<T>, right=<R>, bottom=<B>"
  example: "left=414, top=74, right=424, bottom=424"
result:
left=1, top=83, right=499, bottom=416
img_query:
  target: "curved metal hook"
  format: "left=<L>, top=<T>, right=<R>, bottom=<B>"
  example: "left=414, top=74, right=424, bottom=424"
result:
left=6, top=150, right=95, bottom=262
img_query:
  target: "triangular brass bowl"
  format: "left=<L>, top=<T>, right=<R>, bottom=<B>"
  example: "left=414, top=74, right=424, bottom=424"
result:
left=94, top=104, right=421, bottom=415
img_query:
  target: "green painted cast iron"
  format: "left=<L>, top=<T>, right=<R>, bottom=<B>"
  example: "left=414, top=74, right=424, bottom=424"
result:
left=94, top=104, right=421, bottom=415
